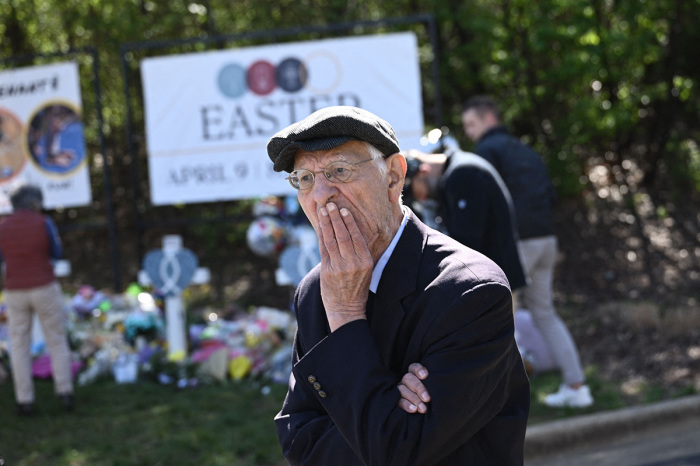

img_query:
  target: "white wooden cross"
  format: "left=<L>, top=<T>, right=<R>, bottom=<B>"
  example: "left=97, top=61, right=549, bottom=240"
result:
left=138, top=235, right=209, bottom=359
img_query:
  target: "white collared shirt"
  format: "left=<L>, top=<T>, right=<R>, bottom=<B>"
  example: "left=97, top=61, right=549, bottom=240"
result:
left=369, top=209, right=409, bottom=293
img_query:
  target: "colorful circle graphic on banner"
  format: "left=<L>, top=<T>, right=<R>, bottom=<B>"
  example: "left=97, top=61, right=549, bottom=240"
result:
left=0, top=108, right=26, bottom=182
left=247, top=60, right=276, bottom=96
left=218, top=63, right=247, bottom=98
left=218, top=56, right=312, bottom=99
left=303, top=50, right=342, bottom=95
left=276, top=58, right=307, bottom=93
left=26, top=102, right=87, bottom=176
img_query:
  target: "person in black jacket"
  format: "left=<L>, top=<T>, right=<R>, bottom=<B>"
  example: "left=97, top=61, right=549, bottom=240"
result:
left=462, top=96, right=593, bottom=408
left=402, top=132, right=526, bottom=294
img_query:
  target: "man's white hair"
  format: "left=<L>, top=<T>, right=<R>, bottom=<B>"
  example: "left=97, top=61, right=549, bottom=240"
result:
left=365, top=142, right=389, bottom=178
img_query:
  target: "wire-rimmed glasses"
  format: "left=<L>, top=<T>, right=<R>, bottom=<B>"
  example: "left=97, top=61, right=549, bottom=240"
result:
left=286, top=158, right=373, bottom=190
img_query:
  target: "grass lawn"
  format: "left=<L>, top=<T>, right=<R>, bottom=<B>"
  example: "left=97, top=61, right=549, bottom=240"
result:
left=0, top=378, right=289, bottom=466
left=2, top=366, right=692, bottom=465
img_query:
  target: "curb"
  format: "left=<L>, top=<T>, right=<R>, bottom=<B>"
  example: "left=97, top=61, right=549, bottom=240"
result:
left=525, top=393, right=700, bottom=459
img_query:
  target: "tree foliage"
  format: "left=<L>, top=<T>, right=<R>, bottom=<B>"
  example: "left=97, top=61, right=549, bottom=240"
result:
left=1, top=0, right=698, bottom=295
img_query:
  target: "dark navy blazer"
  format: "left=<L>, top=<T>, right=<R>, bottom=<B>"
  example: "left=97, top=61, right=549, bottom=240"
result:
left=275, top=208, right=530, bottom=465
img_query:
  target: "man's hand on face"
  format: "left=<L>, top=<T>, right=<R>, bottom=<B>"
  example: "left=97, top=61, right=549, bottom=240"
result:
left=398, top=363, right=431, bottom=414
left=318, top=202, right=375, bottom=332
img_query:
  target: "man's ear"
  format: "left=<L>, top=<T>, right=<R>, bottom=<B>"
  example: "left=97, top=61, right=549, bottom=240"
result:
left=386, top=153, right=406, bottom=203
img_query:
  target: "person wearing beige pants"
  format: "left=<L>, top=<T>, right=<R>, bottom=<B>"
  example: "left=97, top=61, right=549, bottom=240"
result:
left=462, top=95, right=593, bottom=407
left=0, top=185, right=75, bottom=415
left=6, top=281, right=73, bottom=406
left=516, top=237, right=586, bottom=384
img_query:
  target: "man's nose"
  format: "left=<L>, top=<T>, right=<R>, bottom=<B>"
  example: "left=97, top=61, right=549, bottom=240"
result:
left=312, top=173, right=338, bottom=206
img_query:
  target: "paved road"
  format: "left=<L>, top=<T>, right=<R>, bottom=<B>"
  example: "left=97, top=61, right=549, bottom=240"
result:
left=526, top=416, right=700, bottom=466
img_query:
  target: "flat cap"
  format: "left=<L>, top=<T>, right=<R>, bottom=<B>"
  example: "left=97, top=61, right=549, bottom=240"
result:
left=267, top=106, right=400, bottom=173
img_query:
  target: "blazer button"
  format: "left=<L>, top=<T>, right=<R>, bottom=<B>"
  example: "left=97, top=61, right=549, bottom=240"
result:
left=318, top=390, right=327, bottom=398
left=308, top=375, right=317, bottom=384
left=313, top=382, right=321, bottom=391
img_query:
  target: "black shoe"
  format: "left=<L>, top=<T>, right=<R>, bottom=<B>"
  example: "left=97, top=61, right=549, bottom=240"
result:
left=59, top=394, right=74, bottom=413
left=17, top=402, right=34, bottom=416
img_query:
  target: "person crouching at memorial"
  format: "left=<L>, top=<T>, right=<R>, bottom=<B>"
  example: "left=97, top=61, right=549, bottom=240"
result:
left=267, top=105, right=529, bottom=465
left=401, top=131, right=527, bottom=299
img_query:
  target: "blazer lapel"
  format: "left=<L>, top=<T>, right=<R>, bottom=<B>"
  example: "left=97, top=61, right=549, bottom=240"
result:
left=370, top=209, right=426, bottom=364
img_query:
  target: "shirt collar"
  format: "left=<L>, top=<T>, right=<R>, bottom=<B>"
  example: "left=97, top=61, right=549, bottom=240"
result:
left=369, top=208, right=409, bottom=293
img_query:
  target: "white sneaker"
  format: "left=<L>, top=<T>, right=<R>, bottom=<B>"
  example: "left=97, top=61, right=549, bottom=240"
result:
left=543, top=384, right=594, bottom=408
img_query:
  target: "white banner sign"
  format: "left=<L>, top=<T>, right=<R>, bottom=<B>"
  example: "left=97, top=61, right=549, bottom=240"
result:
left=141, top=32, right=424, bottom=206
left=0, top=61, right=92, bottom=213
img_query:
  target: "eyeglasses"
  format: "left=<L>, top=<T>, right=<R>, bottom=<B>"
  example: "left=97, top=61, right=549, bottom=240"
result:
left=286, top=158, right=373, bottom=190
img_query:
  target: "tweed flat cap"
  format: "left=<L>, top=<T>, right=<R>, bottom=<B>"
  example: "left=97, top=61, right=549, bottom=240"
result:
left=267, top=106, right=400, bottom=173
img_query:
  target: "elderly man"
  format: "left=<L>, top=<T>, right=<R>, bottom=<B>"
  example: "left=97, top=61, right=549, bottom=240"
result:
left=268, top=106, right=529, bottom=465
